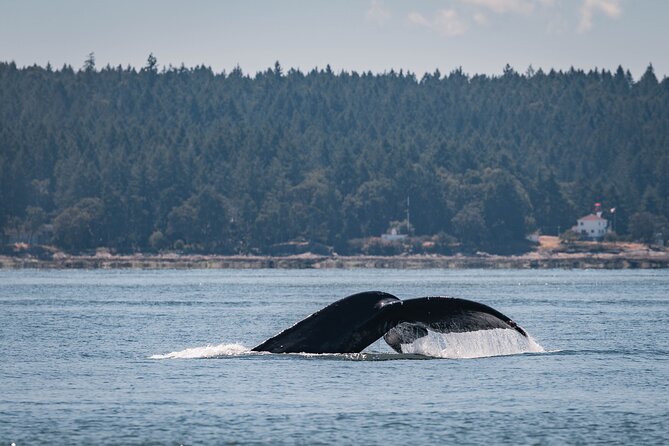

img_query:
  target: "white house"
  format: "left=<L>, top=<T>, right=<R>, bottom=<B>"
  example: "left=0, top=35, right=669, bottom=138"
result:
left=573, top=214, right=608, bottom=240
left=381, top=227, right=407, bottom=241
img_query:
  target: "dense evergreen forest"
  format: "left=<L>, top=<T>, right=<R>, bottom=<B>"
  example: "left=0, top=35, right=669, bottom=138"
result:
left=1, top=56, right=668, bottom=254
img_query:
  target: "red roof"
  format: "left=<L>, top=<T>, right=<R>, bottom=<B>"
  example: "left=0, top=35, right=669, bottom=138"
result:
left=579, top=214, right=606, bottom=222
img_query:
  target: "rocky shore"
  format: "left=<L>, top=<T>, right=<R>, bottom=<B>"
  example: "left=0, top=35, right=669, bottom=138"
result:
left=2, top=246, right=668, bottom=270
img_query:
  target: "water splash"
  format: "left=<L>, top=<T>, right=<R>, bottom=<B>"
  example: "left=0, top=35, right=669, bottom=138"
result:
left=151, top=330, right=544, bottom=360
left=150, top=343, right=250, bottom=359
left=398, top=328, right=544, bottom=359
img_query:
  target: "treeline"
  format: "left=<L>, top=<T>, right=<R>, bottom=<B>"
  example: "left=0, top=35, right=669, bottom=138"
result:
left=1, top=57, right=668, bottom=254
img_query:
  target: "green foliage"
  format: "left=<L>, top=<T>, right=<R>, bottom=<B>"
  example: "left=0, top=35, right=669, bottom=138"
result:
left=52, top=198, right=104, bottom=250
left=559, top=229, right=580, bottom=244
left=83, top=52, right=96, bottom=73
left=148, top=230, right=166, bottom=251
left=24, top=206, right=47, bottom=241
left=166, top=188, right=233, bottom=252
left=452, top=205, right=488, bottom=248
left=628, top=212, right=668, bottom=243
left=1, top=61, right=668, bottom=252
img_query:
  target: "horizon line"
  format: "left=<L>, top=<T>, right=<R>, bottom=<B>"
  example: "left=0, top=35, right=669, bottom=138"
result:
left=1, top=58, right=663, bottom=83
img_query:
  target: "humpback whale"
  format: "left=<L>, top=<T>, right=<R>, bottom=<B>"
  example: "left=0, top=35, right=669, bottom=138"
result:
left=252, top=291, right=528, bottom=354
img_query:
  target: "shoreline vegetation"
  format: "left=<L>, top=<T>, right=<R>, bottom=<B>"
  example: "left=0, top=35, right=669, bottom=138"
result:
left=2, top=238, right=668, bottom=269
left=3, top=61, right=668, bottom=260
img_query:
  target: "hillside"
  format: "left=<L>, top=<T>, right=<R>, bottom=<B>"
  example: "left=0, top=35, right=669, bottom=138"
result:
left=1, top=60, right=668, bottom=254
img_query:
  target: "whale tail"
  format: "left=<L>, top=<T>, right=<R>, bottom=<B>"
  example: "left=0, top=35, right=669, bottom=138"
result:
left=252, top=291, right=528, bottom=354
left=251, top=291, right=400, bottom=354
left=381, top=296, right=527, bottom=353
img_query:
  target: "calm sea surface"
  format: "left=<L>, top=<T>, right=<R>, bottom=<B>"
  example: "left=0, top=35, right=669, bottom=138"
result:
left=1, top=269, right=667, bottom=444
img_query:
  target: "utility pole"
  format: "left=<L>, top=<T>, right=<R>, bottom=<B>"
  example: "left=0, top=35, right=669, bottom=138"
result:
left=613, top=211, right=617, bottom=233
left=406, top=196, right=410, bottom=235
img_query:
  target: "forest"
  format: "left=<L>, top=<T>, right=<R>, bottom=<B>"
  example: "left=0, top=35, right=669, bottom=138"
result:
left=1, top=56, right=668, bottom=254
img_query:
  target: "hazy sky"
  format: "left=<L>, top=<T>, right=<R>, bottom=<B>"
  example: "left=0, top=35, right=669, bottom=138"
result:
left=1, top=0, right=667, bottom=79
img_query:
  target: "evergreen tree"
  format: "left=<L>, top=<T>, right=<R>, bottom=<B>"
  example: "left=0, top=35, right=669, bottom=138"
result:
left=0, top=60, right=667, bottom=252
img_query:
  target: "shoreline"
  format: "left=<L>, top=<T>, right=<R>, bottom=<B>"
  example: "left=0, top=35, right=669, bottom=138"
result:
left=2, top=250, right=668, bottom=269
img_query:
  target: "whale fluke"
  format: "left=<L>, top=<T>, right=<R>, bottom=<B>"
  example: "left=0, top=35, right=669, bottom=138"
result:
left=251, top=291, right=400, bottom=354
left=252, top=292, right=527, bottom=354
left=381, top=297, right=527, bottom=353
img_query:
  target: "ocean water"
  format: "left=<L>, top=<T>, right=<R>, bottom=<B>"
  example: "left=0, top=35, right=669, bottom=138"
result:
left=1, top=268, right=667, bottom=444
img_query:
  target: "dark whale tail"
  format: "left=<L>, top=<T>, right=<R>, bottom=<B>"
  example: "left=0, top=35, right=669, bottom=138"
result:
left=252, top=291, right=400, bottom=354
left=381, top=296, right=527, bottom=353
left=252, top=291, right=527, bottom=354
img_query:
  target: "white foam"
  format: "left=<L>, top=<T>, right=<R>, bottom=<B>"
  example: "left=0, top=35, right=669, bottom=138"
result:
left=399, top=328, right=544, bottom=359
left=150, top=343, right=250, bottom=359
left=150, top=330, right=545, bottom=360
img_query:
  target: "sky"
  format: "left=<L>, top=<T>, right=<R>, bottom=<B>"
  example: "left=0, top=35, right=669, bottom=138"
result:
left=0, top=0, right=667, bottom=79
